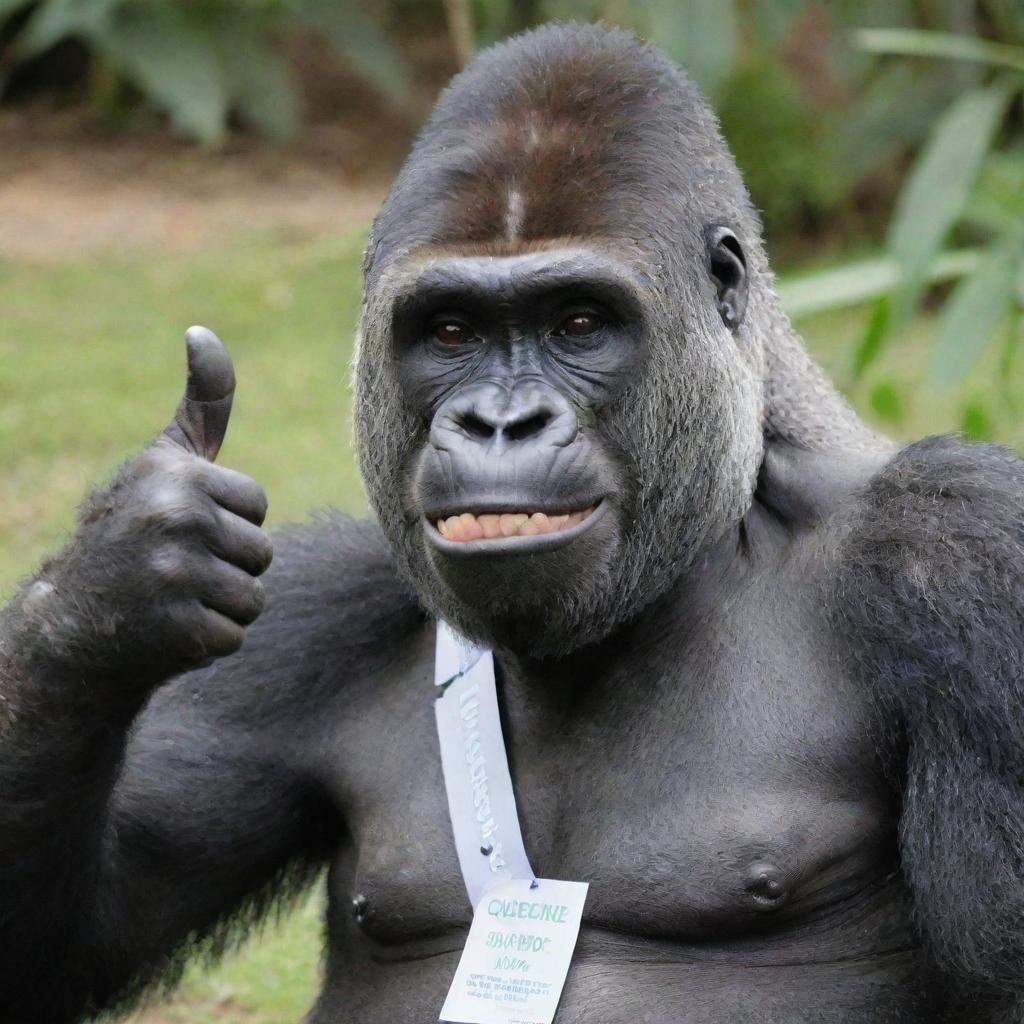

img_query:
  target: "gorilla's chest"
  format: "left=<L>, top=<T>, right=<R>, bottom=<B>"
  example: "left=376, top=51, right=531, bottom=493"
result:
left=327, top=601, right=895, bottom=949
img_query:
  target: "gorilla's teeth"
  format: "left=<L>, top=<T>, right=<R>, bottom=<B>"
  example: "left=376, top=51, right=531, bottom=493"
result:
left=458, top=513, right=484, bottom=540
left=478, top=514, right=502, bottom=538
left=438, top=507, right=597, bottom=542
left=500, top=513, right=529, bottom=536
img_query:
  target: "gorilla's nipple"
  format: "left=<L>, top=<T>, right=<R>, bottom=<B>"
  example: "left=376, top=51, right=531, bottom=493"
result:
left=744, top=861, right=790, bottom=911
left=351, top=893, right=370, bottom=926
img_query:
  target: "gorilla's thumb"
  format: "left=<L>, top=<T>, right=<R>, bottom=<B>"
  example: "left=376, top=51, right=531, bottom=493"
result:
left=160, top=326, right=236, bottom=462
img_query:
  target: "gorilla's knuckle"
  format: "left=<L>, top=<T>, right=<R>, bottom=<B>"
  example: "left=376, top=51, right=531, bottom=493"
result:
left=147, top=545, right=190, bottom=587
left=138, top=486, right=181, bottom=526
left=140, top=484, right=207, bottom=534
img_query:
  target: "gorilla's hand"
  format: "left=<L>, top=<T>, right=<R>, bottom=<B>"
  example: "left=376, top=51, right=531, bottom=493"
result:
left=28, top=327, right=273, bottom=685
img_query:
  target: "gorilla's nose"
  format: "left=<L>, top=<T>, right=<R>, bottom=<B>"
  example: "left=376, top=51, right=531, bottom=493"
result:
left=432, top=381, right=578, bottom=452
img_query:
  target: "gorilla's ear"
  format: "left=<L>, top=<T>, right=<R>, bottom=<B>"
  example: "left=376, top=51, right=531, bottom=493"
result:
left=705, top=226, right=748, bottom=330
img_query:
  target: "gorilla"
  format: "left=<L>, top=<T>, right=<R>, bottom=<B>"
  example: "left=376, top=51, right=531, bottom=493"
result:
left=2, top=22, right=1023, bottom=1024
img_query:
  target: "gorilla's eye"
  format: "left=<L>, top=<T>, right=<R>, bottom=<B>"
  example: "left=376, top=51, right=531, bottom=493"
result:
left=431, top=320, right=475, bottom=346
left=555, top=312, right=603, bottom=338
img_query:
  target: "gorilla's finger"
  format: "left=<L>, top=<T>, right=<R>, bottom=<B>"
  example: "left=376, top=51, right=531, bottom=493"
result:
left=208, top=507, right=274, bottom=577
left=196, top=462, right=268, bottom=526
left=161, top=326, right=236, bottom=462
left=191, top=605, right=246, bottom=661
left=200, top=560, right=266, bottom=626
left=169, top=600, right=246, bottom=664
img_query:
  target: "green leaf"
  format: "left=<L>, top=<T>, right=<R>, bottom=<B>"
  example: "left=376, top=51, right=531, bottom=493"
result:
left=749, top=0, right=808, bottom=50
left=962, top=152, right=1024, bottom=233
left=216, top=22, right=299, bottom=144
left=997, top=307, right=1022, bottom=415
left=852, top=295, right=890, bottom=379
left=777, top=248, right=981, bottom=319
left=15, top=0, right=118, bottom=57
left=644, top=0, right=738, bottom=95
left=0, top=0, right=32, bottom=20
left=887, top=83, right=1011, bottom=313
left=98, top=4, right=228, bottom=144
left=928, top=236, right=1020, bottom=387
left=869, top=381, right=904, bottom=424
left=961, top=401, right=994, bottom=440
left=837, top=62, right=956, bottom=184
left=539, top=0, right=604, bottom=20
left=471, top=0, right=513, bottom=47
left=855, top=29, right=1024, bottom=75
left=289, top=0, right=412, bottom=107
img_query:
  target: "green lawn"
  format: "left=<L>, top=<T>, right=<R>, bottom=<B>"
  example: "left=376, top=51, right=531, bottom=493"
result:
left=2, top=229, right=1021, bottom=1022
left=0, top=231, right=370, bottom=595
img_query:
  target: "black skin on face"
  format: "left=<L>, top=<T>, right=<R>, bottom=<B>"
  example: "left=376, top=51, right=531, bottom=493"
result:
left=2, top=22, right=1024, bottom=1024
left=396, top=250, right=644, bottom=610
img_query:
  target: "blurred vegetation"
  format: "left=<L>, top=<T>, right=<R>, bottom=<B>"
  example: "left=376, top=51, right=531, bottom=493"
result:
left=1, top=1, right=1021, bottom=429
left=0, top=0, right=417, bottom=143
left=841, top=27, right=1024, bottom=437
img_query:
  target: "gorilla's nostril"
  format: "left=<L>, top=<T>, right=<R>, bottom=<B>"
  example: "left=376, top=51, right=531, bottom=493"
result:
left=457, top=411, right=496, bottom=440
left=505, top=411, right=551, bottom=442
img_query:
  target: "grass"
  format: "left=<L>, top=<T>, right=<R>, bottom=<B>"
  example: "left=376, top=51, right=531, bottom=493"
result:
left=0, top=230, right=370, bottom=596
left=124, top=892, right=325, bottom=1024
left=2, top=229, right=1022, bottom=1022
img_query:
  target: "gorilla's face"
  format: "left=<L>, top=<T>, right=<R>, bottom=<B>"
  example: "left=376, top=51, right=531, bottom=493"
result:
left=356, top=234, right=761, bottom=656
left=394, top=248, right=639, bottom=643
left=353, top=25, right=768, bottom=656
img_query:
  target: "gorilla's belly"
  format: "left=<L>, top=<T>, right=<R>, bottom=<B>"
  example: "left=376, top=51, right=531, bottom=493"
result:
left=309, top=902, right=952, bottom=1024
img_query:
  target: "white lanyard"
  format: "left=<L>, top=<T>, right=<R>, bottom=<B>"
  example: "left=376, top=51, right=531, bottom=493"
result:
left=434, top=619, right=535, bottom=906
left=433, top=621, right=589, bottom=1024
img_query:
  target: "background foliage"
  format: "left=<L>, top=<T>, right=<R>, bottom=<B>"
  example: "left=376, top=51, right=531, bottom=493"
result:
left=1, top=0, right=1021, bottom=427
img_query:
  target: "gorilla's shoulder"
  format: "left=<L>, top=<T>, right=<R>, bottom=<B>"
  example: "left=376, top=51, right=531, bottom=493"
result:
left=827, top=434, right=1024, bottom=714
left=260, top=510, right=425, bottom=658
left=836, top=434, right=1024, bottom=561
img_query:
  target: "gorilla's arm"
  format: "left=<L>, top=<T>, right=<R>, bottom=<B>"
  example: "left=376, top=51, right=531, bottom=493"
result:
left=0, top=515, right=419, bottom=1022
left=831, top=436, right=1024, bottom=1009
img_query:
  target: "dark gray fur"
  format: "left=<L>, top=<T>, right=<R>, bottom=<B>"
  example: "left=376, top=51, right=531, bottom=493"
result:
left=0, top=22, right=1022, bottom=1024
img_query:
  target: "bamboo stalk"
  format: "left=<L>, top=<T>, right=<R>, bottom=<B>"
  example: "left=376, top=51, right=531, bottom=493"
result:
left=444, top=0, right=475, bottom=68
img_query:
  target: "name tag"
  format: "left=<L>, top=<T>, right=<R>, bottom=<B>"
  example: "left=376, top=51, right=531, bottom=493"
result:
left=440, top=878, right=589, bottom=1024
left=434, top=622, right=588, bottom=1024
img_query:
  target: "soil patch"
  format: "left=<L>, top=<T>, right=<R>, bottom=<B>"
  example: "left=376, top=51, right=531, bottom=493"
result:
left=0, top=108, right=397, bottom=262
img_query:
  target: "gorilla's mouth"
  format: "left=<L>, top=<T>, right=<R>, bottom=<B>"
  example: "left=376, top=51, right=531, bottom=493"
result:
left=436, top=505, right=598, bottom=542
left=425, top=502, right=604, bottom=553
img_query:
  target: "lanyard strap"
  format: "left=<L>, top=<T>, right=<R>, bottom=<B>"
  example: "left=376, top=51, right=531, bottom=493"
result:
left=434, top=620, right=535, bottom=907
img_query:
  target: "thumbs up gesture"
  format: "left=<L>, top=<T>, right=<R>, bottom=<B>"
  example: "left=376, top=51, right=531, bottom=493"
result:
left=161, top=326, right=238, bottom=461
left=68, top=327, right=273, bottom=680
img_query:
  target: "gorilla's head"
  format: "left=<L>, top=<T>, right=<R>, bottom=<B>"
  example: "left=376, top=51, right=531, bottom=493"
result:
left=354, top=24, right=796, bottom=655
